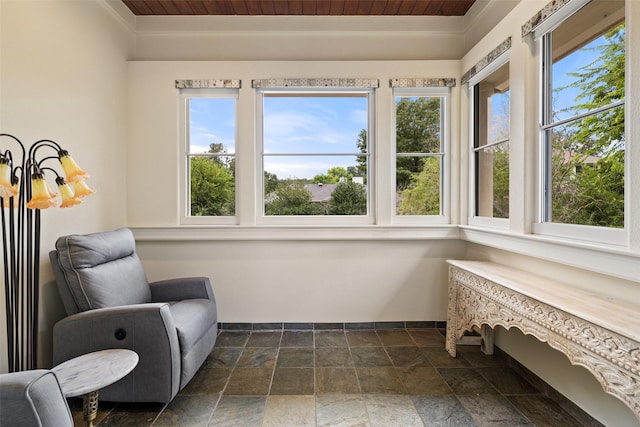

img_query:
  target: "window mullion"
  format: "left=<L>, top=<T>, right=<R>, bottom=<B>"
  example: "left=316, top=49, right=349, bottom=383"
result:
left=541, top=33, right=553, bottom=223
left=472, top=139, right=510, bottom=153
left=541, top=100, right=625, bottom=131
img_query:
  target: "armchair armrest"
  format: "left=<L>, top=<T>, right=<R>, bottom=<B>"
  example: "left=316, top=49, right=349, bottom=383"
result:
left=0, top=370, right=73, bottom=427
left=52, top=303, right=181, bottom=403
left=149, top=276, right=215, bottom=302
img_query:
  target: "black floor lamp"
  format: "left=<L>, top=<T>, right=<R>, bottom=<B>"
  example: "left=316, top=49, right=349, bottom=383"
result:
left=1, top=134, right=94, bottom=372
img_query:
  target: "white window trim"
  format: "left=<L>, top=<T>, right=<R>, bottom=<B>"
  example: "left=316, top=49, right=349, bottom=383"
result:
left=467, top=51, right=510, bottom=229
left=533, top=4, right=627, bottom=247
left=532, top=222, right=626, bottom=246
left=179, top=88, right=239, bottom=225
left=466, top=51, right=510, bottom=88
left=391, top=87, right=451, bottom=225
left=255, top=87, right=376, bottom=226
left=529, top=0, right=592, bottom=40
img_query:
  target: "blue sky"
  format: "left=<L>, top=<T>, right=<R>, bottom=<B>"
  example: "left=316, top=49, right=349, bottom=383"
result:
left=189, top=94, right=368, bottom=180
left=552, top=31, right=617, bottom=121
left=263, top=95, right=367, bottom=179
left=189, top=97, right=236, bottom=155
left=263, top=95, right=367, bottom=154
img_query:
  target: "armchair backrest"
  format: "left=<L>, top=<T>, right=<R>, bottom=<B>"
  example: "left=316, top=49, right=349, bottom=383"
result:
left=50, top=228, right=152, bottom=314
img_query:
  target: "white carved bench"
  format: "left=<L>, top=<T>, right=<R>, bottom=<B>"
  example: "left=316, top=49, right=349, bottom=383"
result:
left=445, top=260, right=640, bottom=421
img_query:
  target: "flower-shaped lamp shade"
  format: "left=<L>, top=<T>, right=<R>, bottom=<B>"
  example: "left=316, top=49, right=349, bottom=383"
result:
left=2, top=182, right=19, bottom=208
left=26, top=173, right=58, bottom=210
left=56, top=177, right=82, bottom=208
left=58, top=150, right=90, bottom=183
left=0, top=158, right=18, bottom=199
left=72, top=179, right=95, bottom=198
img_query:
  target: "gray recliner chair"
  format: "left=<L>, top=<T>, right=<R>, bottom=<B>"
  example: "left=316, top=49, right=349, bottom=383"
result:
left=0, top=370, right=73, bottom=427
left=49, top=227, right=217, bottom=403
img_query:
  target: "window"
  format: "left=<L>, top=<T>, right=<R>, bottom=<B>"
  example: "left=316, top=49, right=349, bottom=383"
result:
left=258, top=88, right=372, bottom=221
left=471, top=60, right=510, bottom=221
left=179, top=84, right=239, bottom=224
left=393, top=88, right=449, bottom=219
left=539, top=0, right=625, bottom=234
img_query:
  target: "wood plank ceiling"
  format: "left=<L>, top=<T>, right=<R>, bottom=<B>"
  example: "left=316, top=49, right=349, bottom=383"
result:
left=121, top=0, right=476, bottom=16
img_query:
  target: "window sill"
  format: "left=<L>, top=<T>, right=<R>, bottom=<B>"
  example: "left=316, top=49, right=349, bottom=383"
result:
left=459, top=225, right=639, bottom=282
left=131, top=225, right=461, bottom=241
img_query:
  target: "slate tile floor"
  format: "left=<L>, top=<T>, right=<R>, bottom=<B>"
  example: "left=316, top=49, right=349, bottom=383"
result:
left=69, top=328, right=592, bottom=426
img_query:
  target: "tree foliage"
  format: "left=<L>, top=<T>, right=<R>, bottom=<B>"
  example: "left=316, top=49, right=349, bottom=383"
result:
left=491, top=148, right=509, bottom=218
left=265, top=182, right=323, bottom=215
left=550, top=24, right=625, bottom=227
left=327, top=180, right=367, bottom=215
left=190, top=156, right=234, bottom=216
left=355, top=129, right=368, bottom=180
left=396, top=97, right=441, bottom=190
left=312, top=166, right=350, bottom=184
left=397, top=157, right=440, bottom=215
left=264, top=171, right=279, bottom=196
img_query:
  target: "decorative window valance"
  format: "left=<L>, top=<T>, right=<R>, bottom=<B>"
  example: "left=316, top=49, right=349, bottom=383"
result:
left=461, top=37, right=511, bottom=85
left=175, top=79, right=241, bottom=89
left=251, top=78, right=379, bottom=89
left=521, top=0, right=591, bottom=38
left=389, top=78, right=456, bottom=88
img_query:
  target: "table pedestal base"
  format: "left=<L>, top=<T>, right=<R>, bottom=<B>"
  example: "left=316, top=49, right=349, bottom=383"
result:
left=82, top=390, right=99, bottom=427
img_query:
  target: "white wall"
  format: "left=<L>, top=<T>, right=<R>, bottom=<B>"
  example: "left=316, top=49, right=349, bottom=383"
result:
left=136, top=239, right=464, bottom=323
left=0, top=0, right=134, bottom=370
left=133, top=15, right=467, bottom=61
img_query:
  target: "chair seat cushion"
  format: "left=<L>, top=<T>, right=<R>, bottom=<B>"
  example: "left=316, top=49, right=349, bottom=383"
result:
left=168, top=299, right=217, bottom=354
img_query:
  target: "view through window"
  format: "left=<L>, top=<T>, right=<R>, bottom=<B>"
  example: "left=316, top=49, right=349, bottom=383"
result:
left=394, top=92, right=446, bottom=216
left=542, top=0, right=625, bottom=228
left=261, top=91, right=370, bottom=216
left=187, top=95, right=237, bottom=217
left=472, top=61, right=510, bottom=219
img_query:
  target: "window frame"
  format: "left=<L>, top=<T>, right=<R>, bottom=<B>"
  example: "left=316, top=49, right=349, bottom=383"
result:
left=179, top=88, right=239, bottom=225
left=467, top=51, right=510, bottom=229
left=533, top=0, right=626, bottom=246
left=391, top=87, right=451, bottom=225
left=256, top=87, right=376, bottom=225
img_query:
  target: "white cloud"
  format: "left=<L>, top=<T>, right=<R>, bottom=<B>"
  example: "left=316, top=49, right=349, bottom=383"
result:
left=189, top=125, right=235, bottom=153
left=264, top=109, right=362, bottom=152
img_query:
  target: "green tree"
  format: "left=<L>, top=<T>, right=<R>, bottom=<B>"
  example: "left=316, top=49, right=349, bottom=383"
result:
left=312, top=166, right=350, bottom=184
left=327, top=180, right=367, bottom=215
left=355, top=129, right=368, bottom=180
left=551, top=24, right=625, bottom=227
left=265, top=182, right=323, bottom=215
left=190, top=156, right=234, bottom=216
left=397, top=157, right=440, bottom=215
left=492, top=147, right=509, bottom=218
left=396, top=97, right=441, bottom=190
left=264, top=171, right=279, bottom=196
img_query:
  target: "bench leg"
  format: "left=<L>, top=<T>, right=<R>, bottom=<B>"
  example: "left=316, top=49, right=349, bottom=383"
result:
left=480, top=324, right=494, bottom=355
